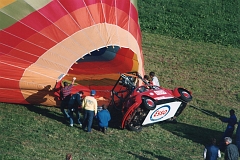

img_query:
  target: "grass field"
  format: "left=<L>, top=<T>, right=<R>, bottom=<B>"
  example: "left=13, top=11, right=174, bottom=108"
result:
left=1, top=35, right=239, bottom=160
left=1, top=0, right=240, bottom=160
left=138, top=0, right=240, bottom=48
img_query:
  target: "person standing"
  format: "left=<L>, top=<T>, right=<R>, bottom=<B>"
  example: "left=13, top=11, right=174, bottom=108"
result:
left=68, top=91, right=84, bottom=127
left=82, top=90, right=98, bottom=133
left=220, top=109, right=237, bottom=138
left=224, top=137, right=239, bottom=160
left=203, top=138, right=221, bottom=160
left=143, top=75, right=152, bottom=85
left=235, top=120, right=240, bottom=153
left=60, top=77, right=76, bottom=119
left=96, top=104, right=111, bottom=134
left=149, top=71, right=160, bottom=86
left=219, top=109, right=237, bottom=151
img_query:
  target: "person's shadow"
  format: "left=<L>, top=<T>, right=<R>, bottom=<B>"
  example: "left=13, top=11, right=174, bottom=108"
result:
left=23, top=84, right=67, bottom=124
left=189, top=105, right=225, bottom=120
left=25, top=85, right=58, bottom=104
left=159, top=121, right=223, bottom=146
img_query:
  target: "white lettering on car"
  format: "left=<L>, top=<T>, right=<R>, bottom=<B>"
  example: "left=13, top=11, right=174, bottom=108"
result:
left=154, top=90, right=167, bottom=95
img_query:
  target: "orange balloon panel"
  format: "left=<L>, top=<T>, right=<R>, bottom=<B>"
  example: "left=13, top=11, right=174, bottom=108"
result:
left=0, top=0, right=144, bottom=106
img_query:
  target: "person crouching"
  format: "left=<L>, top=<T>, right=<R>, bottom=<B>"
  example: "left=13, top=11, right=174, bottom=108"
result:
left=96, top=104, right=111, bottom=134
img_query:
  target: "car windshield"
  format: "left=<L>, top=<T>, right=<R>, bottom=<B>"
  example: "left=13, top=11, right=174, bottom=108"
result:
left=110, top=72, right=155, bottom=105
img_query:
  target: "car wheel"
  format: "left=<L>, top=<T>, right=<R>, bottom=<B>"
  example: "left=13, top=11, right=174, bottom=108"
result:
left=142, top=97, right=156, bottom=110
left=174, top=88, right=192, bottom=102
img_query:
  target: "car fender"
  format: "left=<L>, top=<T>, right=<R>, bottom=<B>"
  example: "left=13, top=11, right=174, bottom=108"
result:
left=121, top=95, right=142, bottom=129
left=121, top=102, right=140, bottom=129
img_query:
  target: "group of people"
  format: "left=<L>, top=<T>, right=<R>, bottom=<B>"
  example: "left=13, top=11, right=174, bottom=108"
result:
left=59, top=72, right=160, bottom=133
left=60, top=72, right=240, bottom=160
left=143, top=71, right=160, bottom=87
left=59, top=77, right=111, bottom=133
left=59, top=73, right=240, bottom=160
left=203, top=109, right=240, bottom=160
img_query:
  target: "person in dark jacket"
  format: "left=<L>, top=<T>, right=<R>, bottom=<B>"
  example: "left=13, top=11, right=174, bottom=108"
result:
left=203, top=138, right=221, bottom=160
left=235, top=120, right=240, bottom=153
left=96, top=104, right=111, bottom=134
left=68, top=91, right=84, bottom=127
left=224, top=137, right=239, bottom=160
left=219, top=109, right=237, bottom=151
left=220, top=109, right=237, bottom=138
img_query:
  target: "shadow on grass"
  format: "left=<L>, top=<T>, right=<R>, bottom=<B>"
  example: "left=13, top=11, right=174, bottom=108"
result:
left=143, top=150, right=172, bottom=160
left=189, top=105, right=225, bottom=120
left=127, top=150, right=171, bottom=160
left=23, top=104, right=68, bottom=125
left=22, top=101, right=125, bottom=131
left=23, top=104, right=124, bottom=130
left=160, top=121, right=223, bottom=146
left=107, top=106, right=124, bottom=130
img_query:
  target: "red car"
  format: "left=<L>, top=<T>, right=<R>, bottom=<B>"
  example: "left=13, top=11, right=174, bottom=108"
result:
left=110, top=72, right=192, bottom=131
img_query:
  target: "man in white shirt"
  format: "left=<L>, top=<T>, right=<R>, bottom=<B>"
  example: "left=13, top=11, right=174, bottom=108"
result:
left=149, top=71, right=160, bottom=86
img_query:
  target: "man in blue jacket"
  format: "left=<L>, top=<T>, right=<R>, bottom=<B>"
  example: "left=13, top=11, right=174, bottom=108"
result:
left=68, top=91, right=84, bottom=127
left=219, top=109, right=237, bottom=151
left=220, top=109, right=237, bottom=138
left=96, top=104, right=111, bottom=134
left=203, top=138, right=221, bottom=160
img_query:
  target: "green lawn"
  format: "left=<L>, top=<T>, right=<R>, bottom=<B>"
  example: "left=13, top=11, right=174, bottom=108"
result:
left=138, top=0, right=240, bottom=48
left=1, top=34, right=240, bottom=159
left=1, top=0, right=240, bottom=159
